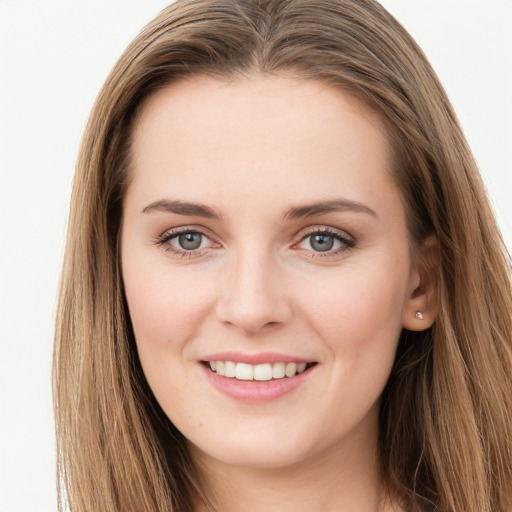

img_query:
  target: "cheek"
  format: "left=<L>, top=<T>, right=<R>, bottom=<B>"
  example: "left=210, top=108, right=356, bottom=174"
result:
left=295, top=259, right=408, bottom=380
left=300, top=263, right=406, bottom=334
left=123, top=259, right=214, bottom=348
left=122, top=264, right=215, bottom=417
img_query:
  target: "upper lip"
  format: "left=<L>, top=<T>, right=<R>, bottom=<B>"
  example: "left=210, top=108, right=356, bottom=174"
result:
left=201, top=351, right=315, bottom=365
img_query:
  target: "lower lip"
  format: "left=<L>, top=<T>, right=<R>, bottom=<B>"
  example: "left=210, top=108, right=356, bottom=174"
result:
left=200, top=364, right=314, bottom=403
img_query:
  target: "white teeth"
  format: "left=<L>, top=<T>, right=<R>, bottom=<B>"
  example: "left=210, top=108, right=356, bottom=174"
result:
left=225, top=361, right=236, bottom=378
left=208, top=360, right=311, bottom=380
left=235, top=362, right=254, bottom=380
left=253, top=363, right=273, bottom=381
left=272, top=362, right=285, bottom=379
left=285, top=362, right=297, bottom=378
left=216, top=361, right=225, bottom=376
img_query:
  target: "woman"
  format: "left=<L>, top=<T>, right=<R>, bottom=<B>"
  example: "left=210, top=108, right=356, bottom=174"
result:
left=53, top=0, right=512, bottom=511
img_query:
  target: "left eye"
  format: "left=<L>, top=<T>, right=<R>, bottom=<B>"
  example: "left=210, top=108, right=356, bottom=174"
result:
left=298, top=231, right=353, bottom=253
left=169, top=231, right=210, bottom=251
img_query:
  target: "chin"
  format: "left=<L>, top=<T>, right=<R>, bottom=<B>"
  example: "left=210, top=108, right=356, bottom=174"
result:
left=189, top=434, right=314, bottom=470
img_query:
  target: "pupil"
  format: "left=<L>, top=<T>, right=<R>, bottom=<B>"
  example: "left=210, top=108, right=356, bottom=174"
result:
left=179, top=232, right=202, bottom=250
left=311, top=234, right=334, bottom=252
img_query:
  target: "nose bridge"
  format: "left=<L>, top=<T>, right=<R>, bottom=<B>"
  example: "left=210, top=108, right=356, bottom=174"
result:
left=216, top=240, right=291, bottom=333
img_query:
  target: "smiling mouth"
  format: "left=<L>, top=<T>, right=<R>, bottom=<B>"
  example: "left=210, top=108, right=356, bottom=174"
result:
left=202, top=361, right=317, bottom=381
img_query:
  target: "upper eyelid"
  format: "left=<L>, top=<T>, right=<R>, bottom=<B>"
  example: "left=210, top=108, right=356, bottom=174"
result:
left=157, top=225, right=215, bottom=241
left=296, top=225, right=354, bottom=241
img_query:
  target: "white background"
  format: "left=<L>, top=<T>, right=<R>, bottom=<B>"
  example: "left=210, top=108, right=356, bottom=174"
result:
left=0, top=1, right=510, bottom=511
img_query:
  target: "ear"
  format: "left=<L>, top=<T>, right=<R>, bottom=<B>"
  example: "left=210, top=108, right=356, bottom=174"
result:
left=402, top=236, right=438, bottom=331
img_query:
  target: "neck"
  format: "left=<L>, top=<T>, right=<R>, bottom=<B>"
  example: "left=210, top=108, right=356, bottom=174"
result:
left=189, top=414, right=398, bottom=512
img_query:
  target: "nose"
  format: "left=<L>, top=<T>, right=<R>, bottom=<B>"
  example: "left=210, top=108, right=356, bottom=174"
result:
left=215, top=247, right=293, bottom=335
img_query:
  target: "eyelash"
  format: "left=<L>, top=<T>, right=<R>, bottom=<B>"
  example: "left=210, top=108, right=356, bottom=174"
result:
left=154, top=226, right=355, bottom=259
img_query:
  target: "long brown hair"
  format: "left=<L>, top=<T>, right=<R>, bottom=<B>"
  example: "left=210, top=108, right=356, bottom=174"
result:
left=53, top=1, right=512, bottom=510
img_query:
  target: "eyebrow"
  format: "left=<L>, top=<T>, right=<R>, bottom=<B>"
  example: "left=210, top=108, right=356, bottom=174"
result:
left=141, top=199, right=221, bottom=219
left=141, top=197, right=377, bottom=220
left=283, top=199, right=377, bottom=220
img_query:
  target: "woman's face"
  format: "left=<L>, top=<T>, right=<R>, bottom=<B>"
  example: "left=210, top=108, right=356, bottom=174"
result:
left=121, top=74, right=426, bottom=470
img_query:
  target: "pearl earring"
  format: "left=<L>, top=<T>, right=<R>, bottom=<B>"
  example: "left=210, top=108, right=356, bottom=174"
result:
left=415, top=311, right=424, bottom=320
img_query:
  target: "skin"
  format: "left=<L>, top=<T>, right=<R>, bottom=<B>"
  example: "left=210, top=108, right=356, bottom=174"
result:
left=120, top=74, right=435, bottom=511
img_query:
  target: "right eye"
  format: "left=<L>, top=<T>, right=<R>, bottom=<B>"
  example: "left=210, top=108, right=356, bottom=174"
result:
left=155, top=227, right=219, bottom=258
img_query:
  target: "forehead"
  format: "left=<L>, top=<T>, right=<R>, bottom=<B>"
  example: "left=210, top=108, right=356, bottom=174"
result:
left=131, top=73, right=388, bottom=157
left=126, top=73, right=400, bottom=222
